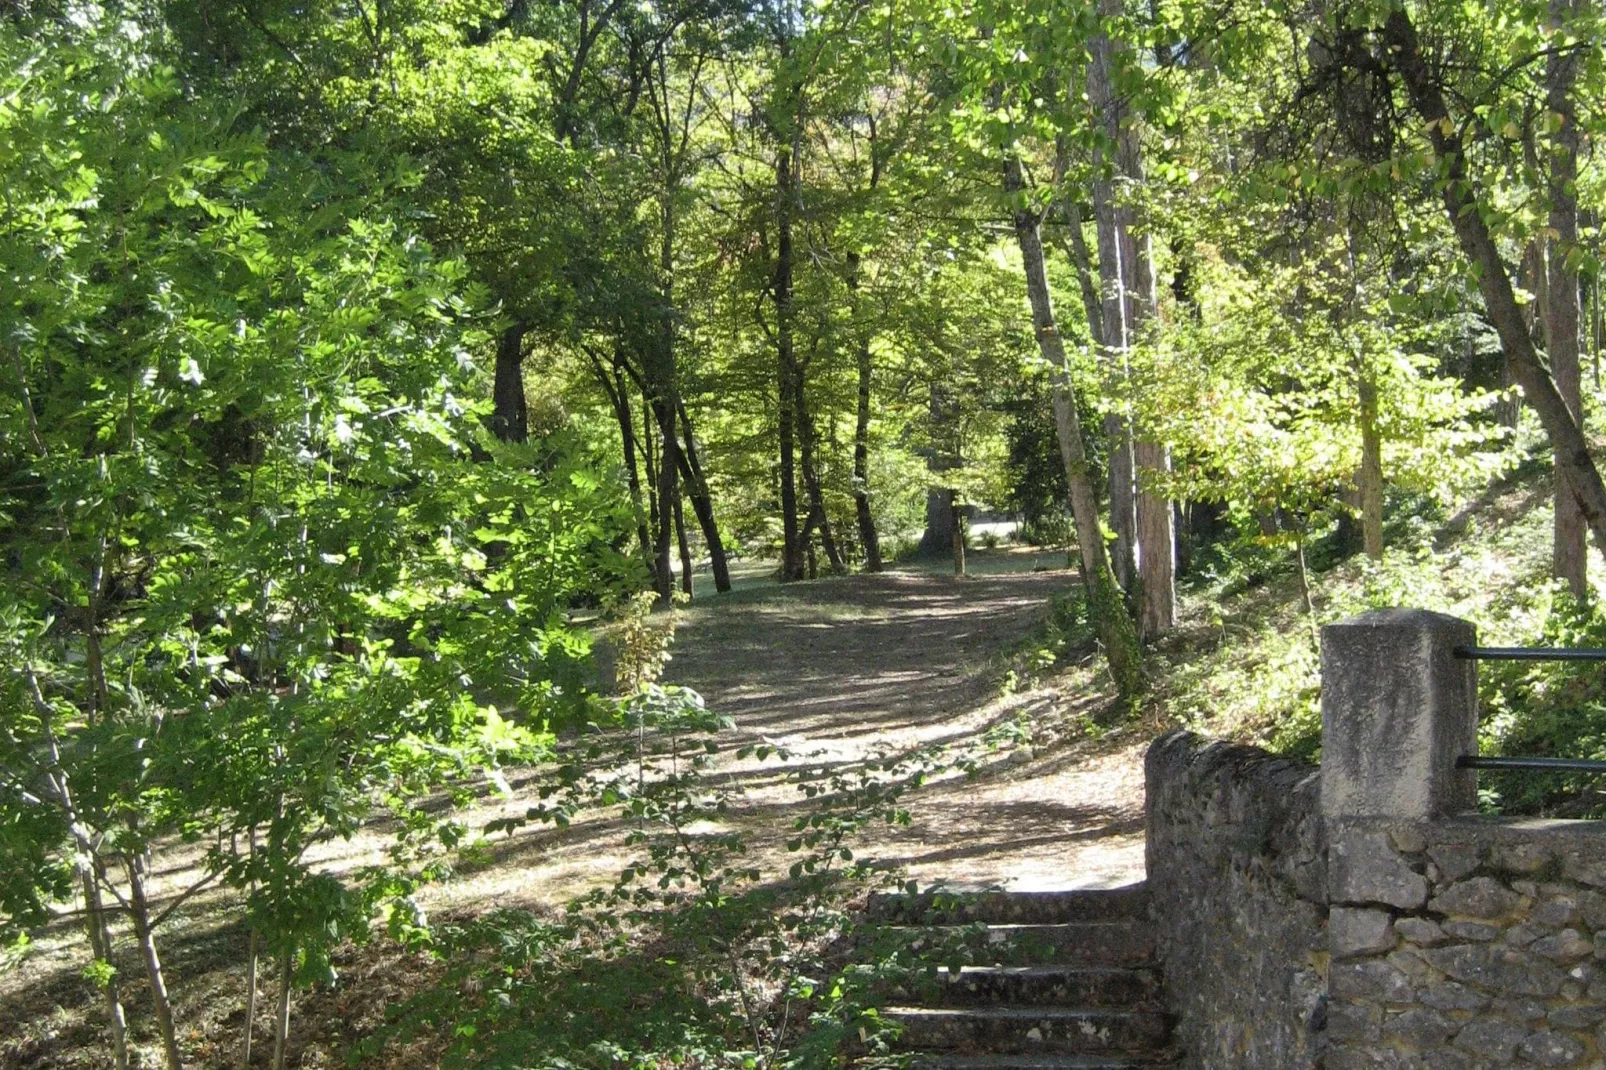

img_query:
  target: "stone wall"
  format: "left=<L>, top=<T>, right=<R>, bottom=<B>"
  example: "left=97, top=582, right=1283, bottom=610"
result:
left=1145, top=729, right=1329, bottom=1069
left=1327, top=818, right=1606, bottom=1069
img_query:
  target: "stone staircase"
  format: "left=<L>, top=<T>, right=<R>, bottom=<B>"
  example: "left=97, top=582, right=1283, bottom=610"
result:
left=864, top=884, right=1177, bottom=1068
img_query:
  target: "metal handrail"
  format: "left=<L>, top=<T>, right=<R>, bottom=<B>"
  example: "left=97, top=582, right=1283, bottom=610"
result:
left=1453, top=646, right=1606, bottom=773
left=1454, top=646, right=1606, bottom=662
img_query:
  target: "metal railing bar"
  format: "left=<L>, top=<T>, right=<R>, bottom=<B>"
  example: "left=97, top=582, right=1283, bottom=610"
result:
left=1458, top=755, right=1606, bottom=773
left=1453, top=646, right=1606, bottom=662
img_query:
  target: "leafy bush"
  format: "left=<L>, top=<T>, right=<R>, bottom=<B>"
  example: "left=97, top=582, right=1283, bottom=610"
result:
left=1478, top=596, right=1606, bottom=817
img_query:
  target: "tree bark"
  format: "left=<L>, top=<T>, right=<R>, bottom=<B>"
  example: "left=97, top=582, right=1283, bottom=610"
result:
left=491, top=322, right=529, bottom=443
left=126, top=854, right=184, bottom=1070
left=673, top=399, right=732, bottom=591
left=949, top=488, right=966, bottom=576
left=1006, top=155, right=1142, bottom=699
left=1358, top=368, right=1385, bottom=559
left=796, top=377, right=844, bottom=573
left=673, top=483, right=693, bottom=596
left=847, top=250, right=883, bottom=572
left=1547, top=0, right=1587, bottom=598
left=1087, top=30, right=1137, bottom=591
left=1086, top=18, right=1175, bottom=636
left=588, top=350, right=655, bottom=570
left=775, top=142, right=804, bottom=580
left=1383, top=7, right=1606, bottom=558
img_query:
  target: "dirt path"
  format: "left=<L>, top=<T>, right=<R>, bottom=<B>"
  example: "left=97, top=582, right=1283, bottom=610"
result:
left=661, top=554, right=1148, bottom=891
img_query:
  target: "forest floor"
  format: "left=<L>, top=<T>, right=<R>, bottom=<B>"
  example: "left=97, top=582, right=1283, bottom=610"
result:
left=0, top=548, right=1147, bottom=1069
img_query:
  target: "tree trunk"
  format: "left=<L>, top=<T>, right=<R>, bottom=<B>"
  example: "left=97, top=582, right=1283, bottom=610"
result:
left=1358, top=368, right=1385, bottom=559
left=491, top=323, right=529, bottom=443
left=1006, top=155, right=1142, bottom=699
left=590, top=351, right=655, bottom=571
left=242, top=929, right=259, bottom=1070
left=673, top=484, right=693, bottom=596
left=82, top=870, right=129, bottom=1070
left=847, top=251, right=883, bottom=573
left=673, top=399, right=732, bottom=591
left=1547, top=0, right=1587, bottom=598
left=1383, top=7, right=1606, bottom=558
left=126, top=854, right=184, bottom=1070
left=617, top=366, right=655, bottom=571
left=640, top=386, right=660, bottom=552
left=1087, top=30, right=1137, bottom=592
left=651, top=393, right=680, bottom=602
left=270, top=944, right=293, bottom=1070
left=1087, top=22, right=1175, bottom=636
left=950, top=488, right=966, bottom=576
left=797, top=377, right=844, bottom=573
left=775, top=143, right=804, bottom=580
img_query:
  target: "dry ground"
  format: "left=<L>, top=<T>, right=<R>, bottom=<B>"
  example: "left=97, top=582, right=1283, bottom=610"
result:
left=0, top=549, right=1146, bottom=1068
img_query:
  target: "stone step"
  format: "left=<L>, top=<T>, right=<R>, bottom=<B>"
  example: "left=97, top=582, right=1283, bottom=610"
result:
left=887, top=966, right=1161, bottom=1008
left=867, top=885, right=1150, bottom=926
left=888, top=1006, right=1172, bottom=1055
left=891, top=922, right=1154, bottom=968
left=913, top=1054, right=1178, bottom=1069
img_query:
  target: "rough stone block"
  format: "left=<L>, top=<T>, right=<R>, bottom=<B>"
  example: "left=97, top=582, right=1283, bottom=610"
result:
left=1418, top=944, right=1568, bottom=997
left=1577, top=890, right=1606, bottom=930
left=1430, top=877, right=1522, bottom=920
left=1531, top=896, right=1581, bottom=929
left=1396, top=917, right=1449, bottom=947
left=1417, top=981, right=1488, bottom=1011
left=1383, top=1007, right=1457, bottom=1047
left=1428, top=842, right=1482, bottom=885
left=1516, top=1030, right=1586, bottom=1067
left=1333, top=907, right=1397, bottom=958
left=1451, top=1017, right=1531, bottom=1062
left=1546, top=1003, right=1606, bottom=1029
left=1493, top=841, right=1552, bottom=876
left=1442, top=921, right=1500, bottom=942
left=1332, top=828, right=1430, bottom=909
left=1331, top=960, right=1417, bottom=1004
left=1530, top=928, right=1593, bottom=963
left=1327, top=999, right=1383, bottom=1043
left=1320, top=610, right=1478, bottom=821
left=1562, top=851, right=1606, bottom=888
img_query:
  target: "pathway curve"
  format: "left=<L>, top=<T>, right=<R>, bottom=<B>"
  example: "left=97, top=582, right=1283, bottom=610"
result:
left=663, top=555, right=1147, bottom=891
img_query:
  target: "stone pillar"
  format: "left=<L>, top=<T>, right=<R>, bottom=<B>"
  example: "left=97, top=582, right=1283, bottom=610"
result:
left=1320, top=608, right=1479, bottom=821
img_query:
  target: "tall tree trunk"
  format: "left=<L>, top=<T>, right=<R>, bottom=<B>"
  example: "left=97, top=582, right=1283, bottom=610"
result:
left=950, top=488, right=966, bottom=576
left=1129, top=234, right=1176, bottom=636
left=1052, top=134, right=1105, bottom=348
left=126, top=854, right=184, bottom=1070
left=617, top=366, right=655, bottom=571
left=651, top=393, right=679, bottom=602
left=1547, top=0, right=1587, bottom=598
left=82, top=870, right=129, bottom=1070
left=673, top=399, right=732, bottom=592
left=673, top=485, right=693, bottom=596
left=1087, top=21, right=1175, bottom=636
left=1358, top=368, right=1385, bottom=559
left=797, top=377, right=844, bottom=573
left=589, top=350, right=655, bottom=570
left=1383, top=7, right=1606, bottom=557
left=641, top=386, right=660, bottom=551
left=775, top=143, right=804, bottom=580
left=1006, top=155, right=1142, bottom=699
left=1087, top=30, right=1137, bottom=590
left=270, top=943, right=293, bottom=1070
left=847, top=250, right=883, bottom=572
left=491, top=323, right=529, bottom=443
left=920, top=383, right=960, bottom=555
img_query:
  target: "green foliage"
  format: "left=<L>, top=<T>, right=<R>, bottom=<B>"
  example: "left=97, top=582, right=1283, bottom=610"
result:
left=372, top=679, right=1000, bottom=1069
left=1479, top=596, right=1606, bottom=818
left=0, top=13, right=633, bottom=1058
